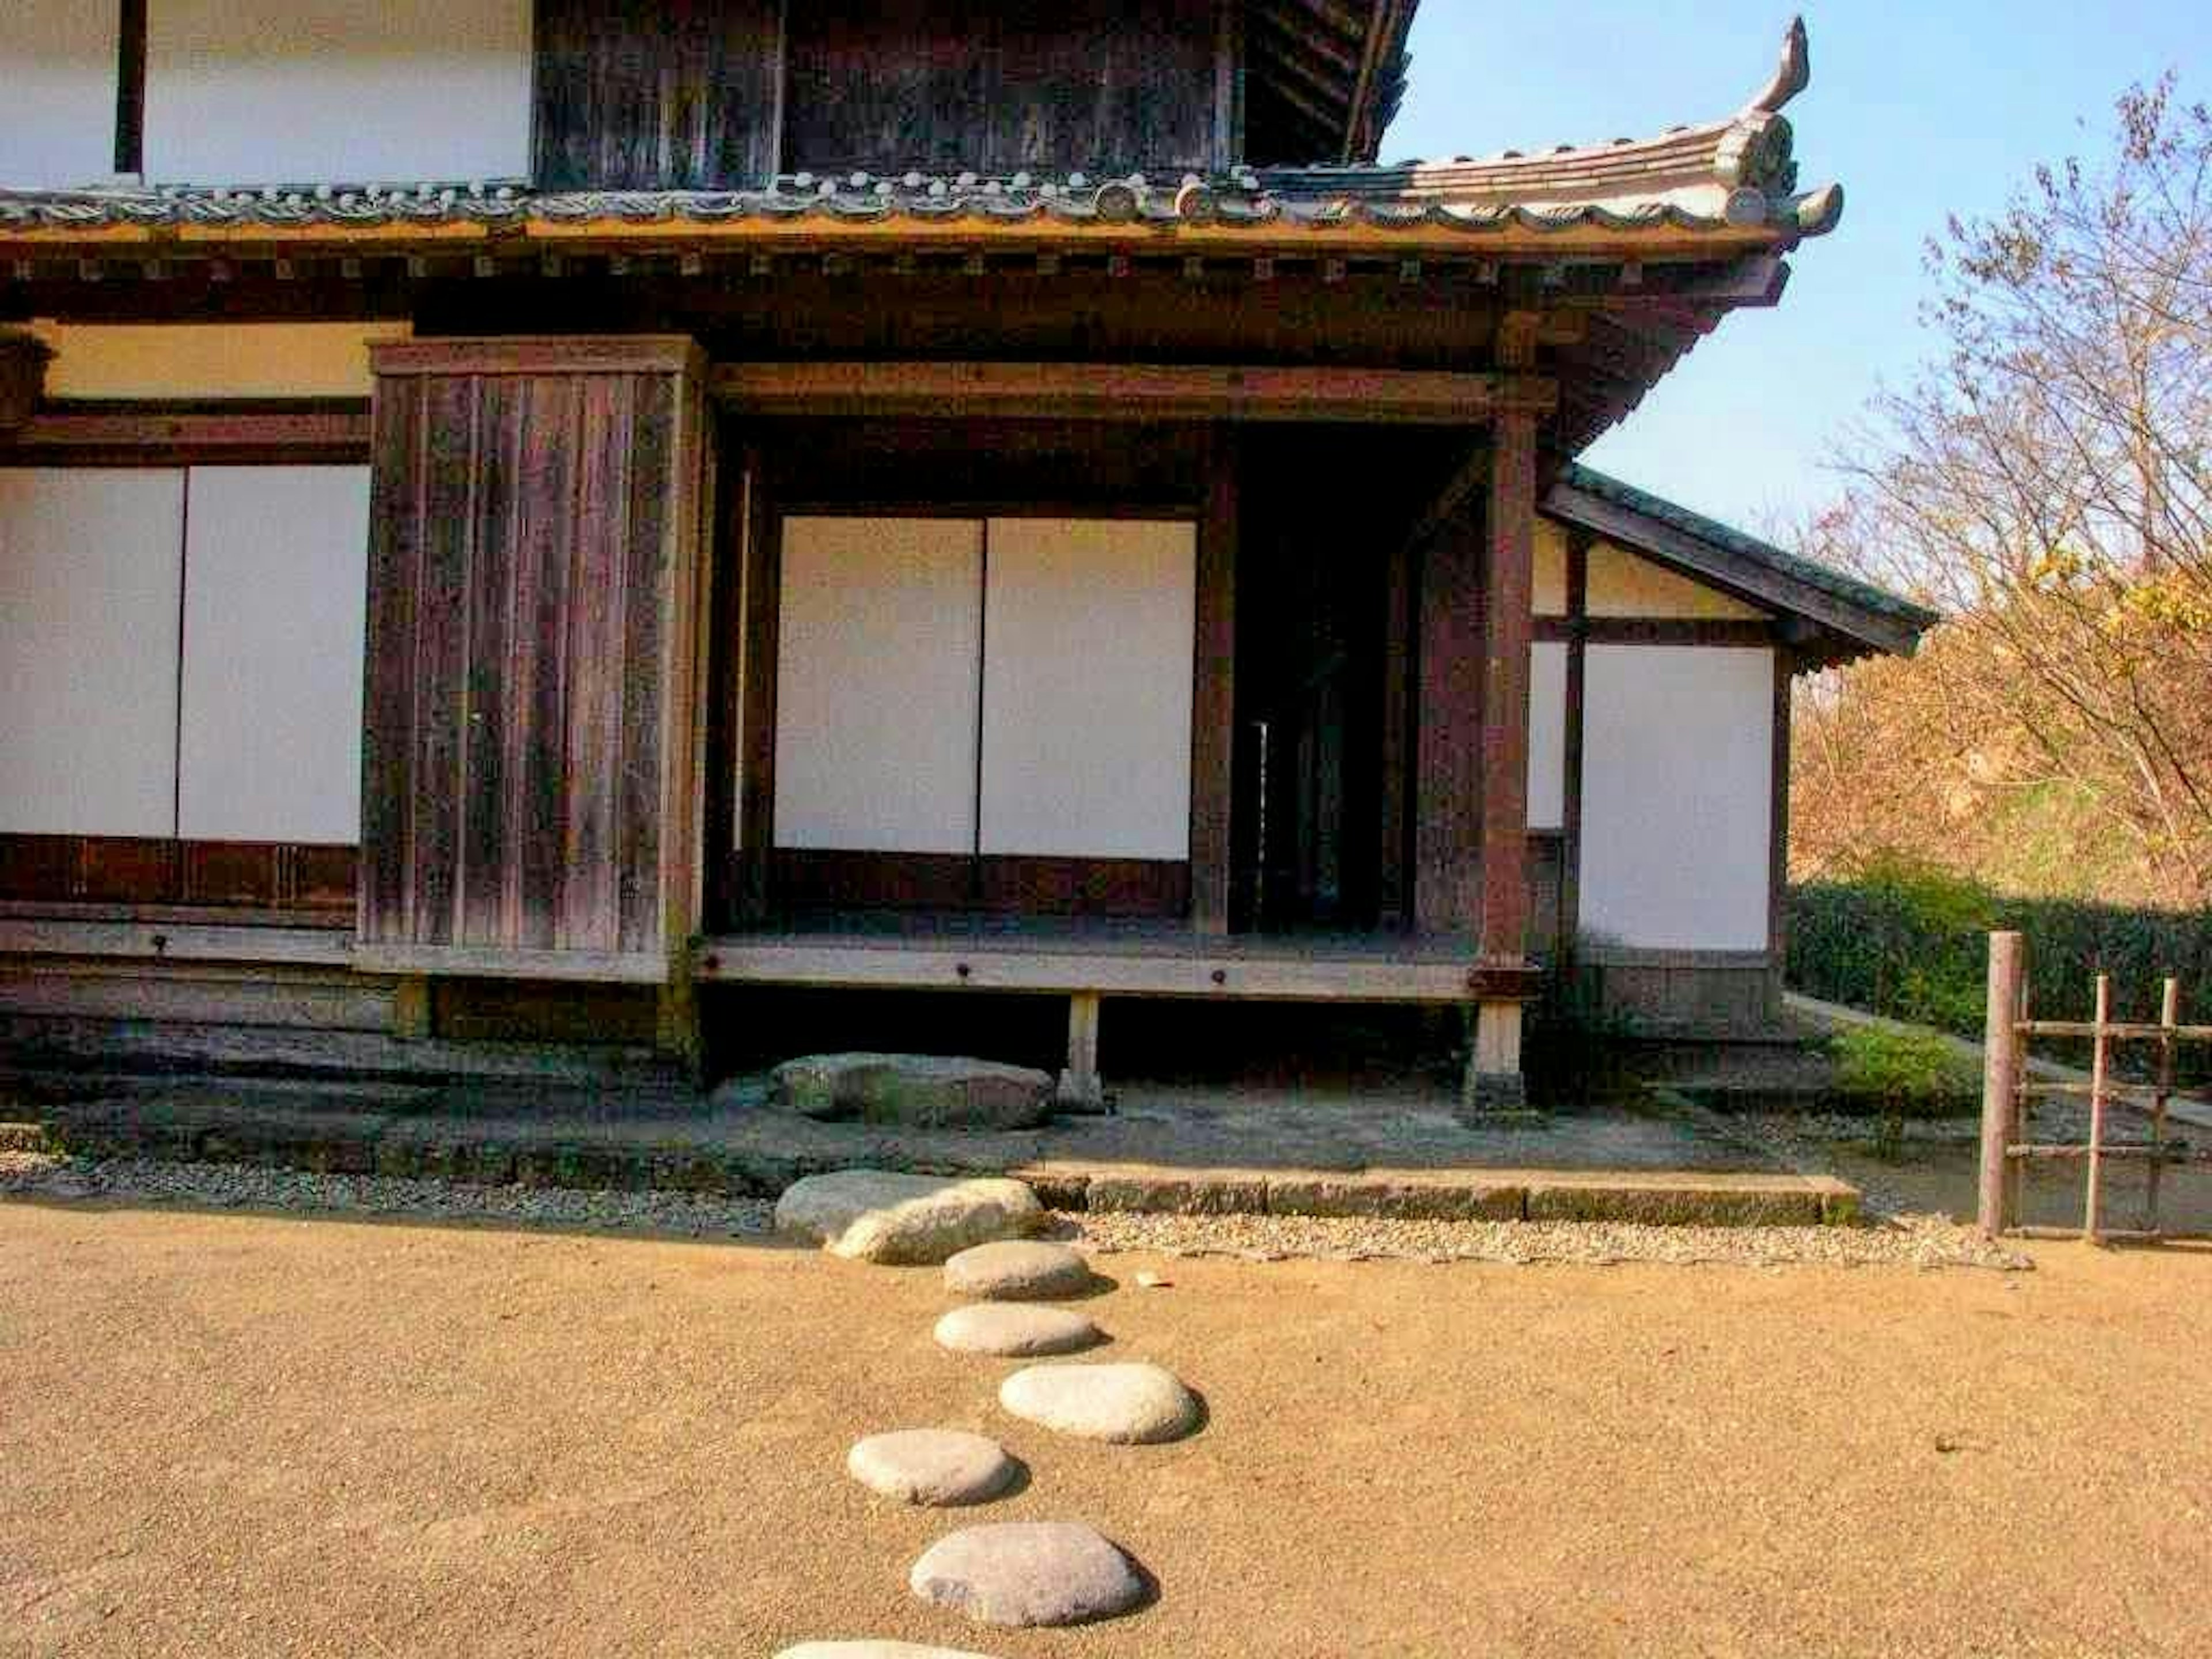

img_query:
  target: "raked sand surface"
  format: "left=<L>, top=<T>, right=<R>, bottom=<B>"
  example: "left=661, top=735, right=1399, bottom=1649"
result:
left=2, top=1193, right=2207, bottom=1658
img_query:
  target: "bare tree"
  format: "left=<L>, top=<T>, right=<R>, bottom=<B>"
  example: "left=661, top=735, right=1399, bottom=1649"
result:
left=1813, top=80, right=2212, bottom=903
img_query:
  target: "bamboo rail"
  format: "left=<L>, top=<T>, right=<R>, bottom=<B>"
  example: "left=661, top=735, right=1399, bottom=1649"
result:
left=1977, top=933, right=2204, bottom=1242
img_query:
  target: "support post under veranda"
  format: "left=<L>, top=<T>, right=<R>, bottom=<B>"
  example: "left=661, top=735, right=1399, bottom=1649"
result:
left=1977, top=931, right=2025, bottom=1236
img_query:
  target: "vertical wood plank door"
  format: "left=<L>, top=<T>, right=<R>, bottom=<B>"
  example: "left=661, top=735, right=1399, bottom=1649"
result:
left=358, top=338, right=709, bottom=980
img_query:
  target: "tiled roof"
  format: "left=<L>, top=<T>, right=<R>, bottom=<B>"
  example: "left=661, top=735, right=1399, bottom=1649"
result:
left=1550, top=463, right=1940, bottom=664
left=0, top=22, right=1838, bottom=249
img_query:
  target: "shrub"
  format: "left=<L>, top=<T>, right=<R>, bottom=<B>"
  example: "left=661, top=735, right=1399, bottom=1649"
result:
left=1787, top=851, right=2212, bottom=1089
left=1830, top=1025, right=1981, bottom=1157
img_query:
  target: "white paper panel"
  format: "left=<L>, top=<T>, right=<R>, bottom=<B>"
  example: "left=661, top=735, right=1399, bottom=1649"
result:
left=1527, top=641, right=1567, bottom=831
left=0, top=5, right=120, bottom=188
left=176, top=467, right=370, bottom=843
left=774, top=517, right=983, bottom=854
left=979, top=518, right=1196, bottom=861
left=145, top=0, right=531, bottom=184
left=0, top=469, right=185, bottom=835
left=1578, top=646, right=1774, bottom=950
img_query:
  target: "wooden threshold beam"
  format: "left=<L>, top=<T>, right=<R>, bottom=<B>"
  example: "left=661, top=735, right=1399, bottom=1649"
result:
left=711, top=362, right=1556, bottom=424
left=3, top=406, right=370, bottom=460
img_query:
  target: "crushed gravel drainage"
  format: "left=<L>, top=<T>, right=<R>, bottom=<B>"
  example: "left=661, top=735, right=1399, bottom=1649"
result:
left=1, top=1151, right=2027, bottom=1270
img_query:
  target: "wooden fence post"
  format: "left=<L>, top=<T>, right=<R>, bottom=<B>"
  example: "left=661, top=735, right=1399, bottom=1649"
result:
left=1978, top=931, right=2025, bottom=1236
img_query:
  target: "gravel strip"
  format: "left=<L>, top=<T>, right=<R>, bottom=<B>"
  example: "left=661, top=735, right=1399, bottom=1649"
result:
left=0, top=1152, right=775, bottom=1238
left=1067, top=1206, right=2030, bottom=1270
left=1, top=1151, right=2025, bottom=1268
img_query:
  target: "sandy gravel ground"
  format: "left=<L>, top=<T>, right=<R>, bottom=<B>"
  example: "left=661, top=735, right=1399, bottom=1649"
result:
left=3, top=1196, right=2207, bottom=1659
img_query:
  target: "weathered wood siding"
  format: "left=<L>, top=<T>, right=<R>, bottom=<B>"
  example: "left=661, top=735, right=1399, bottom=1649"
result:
left=533, top=0, right=784, bottom=190
left=783, top=0, right=1219, bottom=176
left=359, top=338, right=709, bottom=978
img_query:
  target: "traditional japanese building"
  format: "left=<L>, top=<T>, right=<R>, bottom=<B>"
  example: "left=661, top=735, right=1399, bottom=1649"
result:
left=0, top=6, right=1933, bottom=1109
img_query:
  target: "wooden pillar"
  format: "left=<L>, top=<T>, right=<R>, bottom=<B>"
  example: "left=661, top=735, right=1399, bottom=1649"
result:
left=734, top=445, right=780, bottom=925
left=1978, top=930, right=2024, bottom=1236
left=1412, top=501, right=1483, bottom=937
left=1478, top=406, right=1536, bottom=966
left=1190, top=428, right=1237, bottom=935
left=1461, top=329, right=1540, bottom=1115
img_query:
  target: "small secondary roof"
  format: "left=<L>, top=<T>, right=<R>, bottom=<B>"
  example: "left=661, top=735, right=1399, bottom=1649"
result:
left=1547, top=462, right=1941, bottom=666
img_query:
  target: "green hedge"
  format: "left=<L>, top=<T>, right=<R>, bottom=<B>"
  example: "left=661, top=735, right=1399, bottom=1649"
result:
left=1787, top=857, right=2212, bottom=1088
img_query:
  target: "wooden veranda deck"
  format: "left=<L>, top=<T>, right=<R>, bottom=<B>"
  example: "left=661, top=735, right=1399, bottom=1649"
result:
left=696, top=913, right=1525, bottom=1004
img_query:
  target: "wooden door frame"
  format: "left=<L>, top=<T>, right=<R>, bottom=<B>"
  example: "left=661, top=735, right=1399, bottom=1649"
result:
left=707, top=440, right=1235, bottom=929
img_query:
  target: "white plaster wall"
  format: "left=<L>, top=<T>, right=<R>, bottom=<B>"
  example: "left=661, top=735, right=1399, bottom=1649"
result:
left=144, top=1, right=532, bottom=184
left=0, top=6, right=120, bottom=188
left=1527, top=641, right=1567, bottom=831
left=1586, top=538, right=1767, bottom=619
left=0, top=469, right=185, bottom=836
left=1578, top=645, right=1774, bottom=950
left=979, top=518, right=1196, bottom=861
left=176, top=467, right=370, bottom=844
left=774, top=517, right=984, bottom=854
left=1532, top=520, right=1569, bottom=616
left=31, top=321, right=413, bottom=400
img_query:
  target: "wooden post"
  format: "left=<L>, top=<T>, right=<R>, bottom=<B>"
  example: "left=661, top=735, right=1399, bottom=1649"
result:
left=1189, top=427, right=1237, bottom=935
left=2149, top=976, right=2179, bottom=1233
left=1058, top=991, right=1105, bottom=1112
left=2084, top=972, right=2112, bottom=1243
left=1978, top=930, right=2024, bottom=1236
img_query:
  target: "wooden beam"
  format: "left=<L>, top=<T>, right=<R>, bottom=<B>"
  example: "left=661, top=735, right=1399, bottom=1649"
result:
left=695, top=936, right=1478, bottom=1003
left=0, top=918, right=351, bottom=967
left=1478, top=407, right=1536, bottom=964
left=1532, top=617, right=1778, bottom=647
left=1190, top=427, right=1238, bottom=935
left=711, top=362, right=1555, bottom=424
left=3, top=404, right=370, bottom=461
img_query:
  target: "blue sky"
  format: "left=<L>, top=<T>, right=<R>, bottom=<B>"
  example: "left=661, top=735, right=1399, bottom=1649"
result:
left=1381, top=2, right=2212, bottom=536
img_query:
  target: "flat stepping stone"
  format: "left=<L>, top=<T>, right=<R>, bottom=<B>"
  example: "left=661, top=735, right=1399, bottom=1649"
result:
left=908, top=1521, right=1145, bottom=1627
left=942, top=1240, right=1097, bottom=1301
left=847, top=1430, right=1017, bottom=1507
left=998, top=1362, right=1200, bottom=1444
left=771, top=1053, right=1054, bottom=1129
left=935, top=1303, right=1104, bottom=1357
left=775, top=1170, right=1043, bottom=1265
left=777, top=1644, right=1003, bottom=1658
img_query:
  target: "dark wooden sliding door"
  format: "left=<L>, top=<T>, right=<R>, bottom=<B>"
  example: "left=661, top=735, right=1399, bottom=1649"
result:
left=357, top=337, right=711, bottom=980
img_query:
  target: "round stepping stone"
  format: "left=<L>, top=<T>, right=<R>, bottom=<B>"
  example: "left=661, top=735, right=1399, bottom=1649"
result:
left=908, top=1521, right=1145, bottom=1628
left=934, top=1303, right=1104, bottom=1358
left=846, top=1429, right=1017, bottom=1507
left=942, top=1240, right=1097, bottom=1301
left=998, top=1362, right=1200, bottom=1444
left=777, top=1644, right=1002, bottom=1659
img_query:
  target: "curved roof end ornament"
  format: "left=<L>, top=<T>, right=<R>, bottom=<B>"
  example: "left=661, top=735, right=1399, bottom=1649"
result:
left=1742, top=16, right=1812, bottom=118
